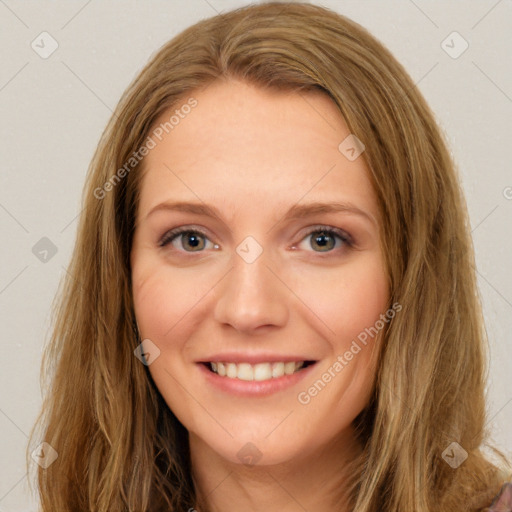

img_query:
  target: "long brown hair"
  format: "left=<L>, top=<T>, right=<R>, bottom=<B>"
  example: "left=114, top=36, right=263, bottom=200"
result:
left=27, top=2, right=511, bottom=510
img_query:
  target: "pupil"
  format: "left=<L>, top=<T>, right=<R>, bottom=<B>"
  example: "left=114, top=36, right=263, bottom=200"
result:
left=314, top=232, right=333, bottom=251
left=186, top=234, right=202, bottom=250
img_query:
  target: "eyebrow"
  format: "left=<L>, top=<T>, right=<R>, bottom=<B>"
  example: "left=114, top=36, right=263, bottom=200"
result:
left=145, top=200, right=377, bottom=227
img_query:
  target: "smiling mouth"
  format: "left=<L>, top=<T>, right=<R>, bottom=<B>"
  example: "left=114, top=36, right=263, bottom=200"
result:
left=204, top=361, right=316, bottom=381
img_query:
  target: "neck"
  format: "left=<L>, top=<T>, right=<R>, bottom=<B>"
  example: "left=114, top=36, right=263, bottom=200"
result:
left=189, top=427, right=361, bottom=512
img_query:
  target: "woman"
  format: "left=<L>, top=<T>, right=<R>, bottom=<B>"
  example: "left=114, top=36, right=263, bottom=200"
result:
left=27, top=2, right=511, bottom=511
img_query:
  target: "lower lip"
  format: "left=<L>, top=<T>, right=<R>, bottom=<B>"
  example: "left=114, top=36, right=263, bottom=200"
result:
left=197, top=362, right=317, bottom=397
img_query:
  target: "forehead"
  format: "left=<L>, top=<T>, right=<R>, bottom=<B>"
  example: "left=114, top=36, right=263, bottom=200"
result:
left=138, top=79, right=378, bottom=223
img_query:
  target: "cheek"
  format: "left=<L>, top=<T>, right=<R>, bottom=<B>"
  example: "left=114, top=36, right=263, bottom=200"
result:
left=131, top=264, right=203, bottom=424
left=131, top=260, right=209, bottom=341
left=132, top=275, right=173, bottom=339
left=292, top=254, right=389, bottom=349
left=295, top=258, right=388, bottom=424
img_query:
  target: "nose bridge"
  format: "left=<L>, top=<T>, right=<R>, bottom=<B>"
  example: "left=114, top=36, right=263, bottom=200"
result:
left=213, top=244, right=288, bottom=332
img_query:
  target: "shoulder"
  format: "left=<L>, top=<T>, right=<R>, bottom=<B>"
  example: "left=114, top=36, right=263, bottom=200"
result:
left=487, top=482, right=512, bottom=511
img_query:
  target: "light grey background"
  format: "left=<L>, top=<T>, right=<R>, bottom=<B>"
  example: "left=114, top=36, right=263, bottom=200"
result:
left=1, top=1, right=511, bottom=510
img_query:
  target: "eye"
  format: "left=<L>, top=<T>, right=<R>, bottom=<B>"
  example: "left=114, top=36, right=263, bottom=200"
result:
left=296, top=226, right=352, bottom=253
left=158, top=225, right=352, bottom=254
left=159, top=228, right=216, bottom=252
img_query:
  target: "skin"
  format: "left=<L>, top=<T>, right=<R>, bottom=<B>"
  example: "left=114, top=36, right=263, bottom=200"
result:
left=130, top=79, right=389, bottom=512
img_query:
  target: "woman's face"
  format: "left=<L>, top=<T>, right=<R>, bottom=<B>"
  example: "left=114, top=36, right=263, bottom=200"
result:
left=131, top=79, right=389, bottom=466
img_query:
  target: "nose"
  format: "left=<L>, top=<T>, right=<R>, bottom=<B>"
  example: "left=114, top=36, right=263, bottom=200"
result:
left=213, top=248, right=289, bottom=334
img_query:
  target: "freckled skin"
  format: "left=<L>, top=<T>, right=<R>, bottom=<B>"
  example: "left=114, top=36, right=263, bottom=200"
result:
left=130, top=79, right=389, bottom=511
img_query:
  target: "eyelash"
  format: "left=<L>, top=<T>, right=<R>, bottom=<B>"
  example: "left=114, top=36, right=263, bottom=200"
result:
left=158, top=225, right=353, bottom=254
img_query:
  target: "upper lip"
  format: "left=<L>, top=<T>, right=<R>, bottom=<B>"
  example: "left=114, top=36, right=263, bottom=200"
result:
left=197, top=353, right=316, bottom=364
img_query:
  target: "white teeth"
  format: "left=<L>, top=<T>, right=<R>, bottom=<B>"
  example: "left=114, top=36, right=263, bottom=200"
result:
left=271, top=362, right=285, bottom=378
left=237, top=363, right=253, bottom=381
left=209, top=361, right=306, bottom=381
left=284, top=362, right=296, bottom=375
left=226, top=363, right=237, bottom=378
left=254, top=363, right=272, bottom=380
